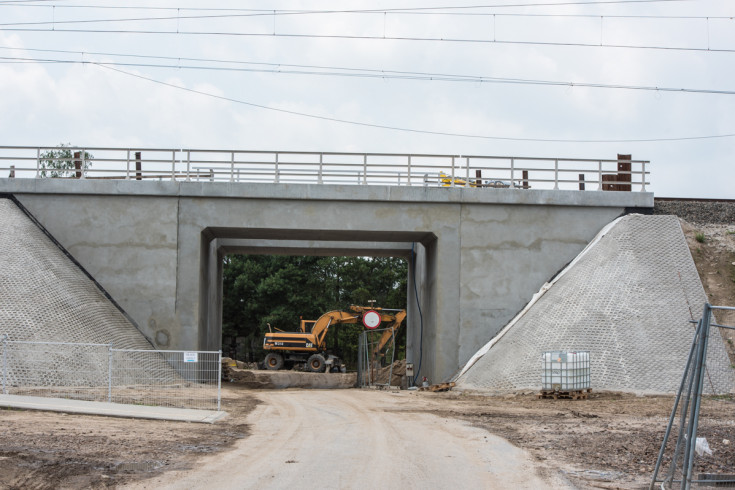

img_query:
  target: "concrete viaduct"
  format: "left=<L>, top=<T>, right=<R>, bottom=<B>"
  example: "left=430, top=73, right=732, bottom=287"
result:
left=0, top=178, right=653, bottom=383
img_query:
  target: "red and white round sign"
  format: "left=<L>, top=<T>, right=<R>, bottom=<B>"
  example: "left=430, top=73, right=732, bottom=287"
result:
left=362, top=310, right=381, bottom=329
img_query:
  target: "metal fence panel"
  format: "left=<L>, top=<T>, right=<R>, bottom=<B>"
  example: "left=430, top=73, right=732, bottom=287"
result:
left=650, top=304, right=735, bottom=489
left=0, top=338, right=221, bottom=411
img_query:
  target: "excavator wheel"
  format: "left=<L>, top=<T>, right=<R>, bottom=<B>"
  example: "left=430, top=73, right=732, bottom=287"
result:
left=264, top=353, right=284, bottom=371
left=306, top=354, right=327, bottom=373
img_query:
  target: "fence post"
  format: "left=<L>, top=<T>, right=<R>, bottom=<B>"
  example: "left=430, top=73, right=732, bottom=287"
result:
left=554, top=159, right=559, bottom=189
left=640, top=160, right=647, bottom=192
left=217, top=350, right=222, bottom=411
left=2, top=334, right=7, bottom=395
left=108, top=343, right=113, bottom=403
left=363, top=154, right=368, bottom=185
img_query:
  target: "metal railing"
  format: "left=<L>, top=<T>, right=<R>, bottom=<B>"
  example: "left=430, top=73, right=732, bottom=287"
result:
left=0, top=336, right=221, bottom=411
left=0, top=146, right=650, bottom=192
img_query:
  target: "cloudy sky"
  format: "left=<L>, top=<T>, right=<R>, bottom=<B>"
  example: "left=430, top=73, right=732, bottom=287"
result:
left=0, top=0, right=733, bottom=198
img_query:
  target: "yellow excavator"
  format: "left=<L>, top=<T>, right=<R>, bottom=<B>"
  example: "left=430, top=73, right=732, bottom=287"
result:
left=263, top=305, right=406, bottom=373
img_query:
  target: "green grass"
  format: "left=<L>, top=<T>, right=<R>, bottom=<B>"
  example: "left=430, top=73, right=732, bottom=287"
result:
left=695, top=232, right=706, bottom=243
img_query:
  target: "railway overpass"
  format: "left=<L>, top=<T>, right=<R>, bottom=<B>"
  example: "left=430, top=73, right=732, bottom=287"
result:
left=0, top=148, right=653, bottom=383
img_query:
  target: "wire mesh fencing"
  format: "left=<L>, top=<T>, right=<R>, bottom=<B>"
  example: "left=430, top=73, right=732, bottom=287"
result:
left=357, top=326, right=403, bottom=388
left=650, top=304, right=735, bottom=489
left=0, top=338, right=221, bottom=411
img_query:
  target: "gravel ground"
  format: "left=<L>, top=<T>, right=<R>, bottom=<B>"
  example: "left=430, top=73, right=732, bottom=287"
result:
left=654, top=200, right=735, bottom=225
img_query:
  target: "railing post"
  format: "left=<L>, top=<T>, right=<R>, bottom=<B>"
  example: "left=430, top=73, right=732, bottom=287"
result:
left=464, top=156, right=469, bottom=187
left=80, top=149, right=87, bottom=179
left=641, top=161, right=647, bottom=192
left=554, top=159, right=559, bottom=190
left=363, top=154, right=367, bottom=185
left=36, top=148, right=41, bottom=178
left=451, top=157, right=455, bottom=187
left=407, top=155, right=411, bottom=186
left=318, top=154, right=323, bottom=184
left=186, top=151, right=191, bottom=182
left=274, top=153, right=279, bottom=183
left=171, top=150, right=176, bottom=181
left=598, top=161, right=603, bottom=190
left=2, top=334, right=7, bottom=395
left=126, top=150, right=131, bottom=180
left=108, top=343, right=113, bottom=403
left=510, top=158, right=515, bottom=188
left=230, top=152, right=235, bottom=182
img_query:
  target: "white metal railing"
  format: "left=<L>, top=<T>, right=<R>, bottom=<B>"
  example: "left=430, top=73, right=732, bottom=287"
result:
left=0, top=336, right=222, bottom=411
left=0, top=146, right=650, bottom=192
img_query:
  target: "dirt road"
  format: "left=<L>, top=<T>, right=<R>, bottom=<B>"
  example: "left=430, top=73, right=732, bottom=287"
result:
left=126, top=390, right=571, bottom=490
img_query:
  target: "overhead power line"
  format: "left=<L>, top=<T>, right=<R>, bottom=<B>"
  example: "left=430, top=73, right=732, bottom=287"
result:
left=0, top=0, right=699, bottom=12
left=0, top=27, right=731, bottom=55
left=2, top=48, right=734, bottom=96
left=92, top=63, right=735, bottom=144
left=2, top=10, right=734, bottom=28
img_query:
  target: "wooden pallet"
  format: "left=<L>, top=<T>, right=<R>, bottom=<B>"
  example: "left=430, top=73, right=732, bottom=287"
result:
left=537, top=388, right=592, bottom=400
left=418, top=382, right=456, bottom=392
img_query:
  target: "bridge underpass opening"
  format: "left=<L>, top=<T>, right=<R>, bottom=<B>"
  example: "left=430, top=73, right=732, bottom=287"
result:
left=198, top=228, right=436, bottom=381
left=220, top=254, right=408, bottom=373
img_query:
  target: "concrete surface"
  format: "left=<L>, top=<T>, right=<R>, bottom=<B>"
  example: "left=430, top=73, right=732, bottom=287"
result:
left=0, top=394, right=227, bottom=424
left=1, top=179, right=653, bottom=383
left=124, top=389, right=572, bottom=490
left=224, top=368, right=357, bottom=389
left=456, top=215, right=735, bottom=394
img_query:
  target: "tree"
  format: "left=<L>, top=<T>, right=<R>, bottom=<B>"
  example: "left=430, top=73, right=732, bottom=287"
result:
left=221, top=255, right=408, bottom=366
left=39, top=143, right=93, bottom=178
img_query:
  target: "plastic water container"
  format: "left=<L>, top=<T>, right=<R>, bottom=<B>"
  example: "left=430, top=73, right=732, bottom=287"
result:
left=541, top=351, right=590, bottom=391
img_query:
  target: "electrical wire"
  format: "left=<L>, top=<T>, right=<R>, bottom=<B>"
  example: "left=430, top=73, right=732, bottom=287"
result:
left=1, top=27, right=733, bottom=55
left=92, top=62, right=735, bottom=143
left=0, top=0, right=700, bottom=12
left=3, top=51, right=735, bottom=96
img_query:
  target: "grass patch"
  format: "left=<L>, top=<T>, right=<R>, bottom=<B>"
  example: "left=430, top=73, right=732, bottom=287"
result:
left=695, top=232, right=706, bottom=243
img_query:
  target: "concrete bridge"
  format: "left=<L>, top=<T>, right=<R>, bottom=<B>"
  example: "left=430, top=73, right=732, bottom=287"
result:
left=0, top=148, right=653, bottom=382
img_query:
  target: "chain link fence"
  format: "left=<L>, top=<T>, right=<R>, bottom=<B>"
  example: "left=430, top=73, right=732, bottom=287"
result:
left=1, top=337, right=221, bottom=411
left=650, top=304, right=735, bottom=489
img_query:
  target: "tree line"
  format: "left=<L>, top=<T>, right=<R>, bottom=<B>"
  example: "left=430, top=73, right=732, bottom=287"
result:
left=222, top=255, right=408, bottom=367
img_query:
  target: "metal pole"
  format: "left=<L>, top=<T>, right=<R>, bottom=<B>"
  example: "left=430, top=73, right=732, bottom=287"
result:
left=684, top=304, right=712, bottom=489
left=407, top=155, right=411, bottom=185
left=126, top=149, right=131, bottom=180
left=554, top=159, right=559, bottom=189
left=36, top=148, right=40, bottom=178
left=274, top=153, right=279, bottom=183
left=666, top=319, right=702, bottom=488
left=451, top=157, right=455, bottom=187
left=649, top=323, right=702, bottom=489
left=108, top=343, right=113, bottom=403
left=230, top=152, right=235, bottom=182
left=217, top=350, right=222, bottom=411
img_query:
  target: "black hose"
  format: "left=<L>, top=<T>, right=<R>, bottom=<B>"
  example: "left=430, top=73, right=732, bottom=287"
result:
left=411, top=242, right=424, bottom=386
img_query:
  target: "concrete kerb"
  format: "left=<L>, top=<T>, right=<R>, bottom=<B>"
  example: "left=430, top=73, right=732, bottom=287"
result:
left=0, top=394, right=228, bottom=424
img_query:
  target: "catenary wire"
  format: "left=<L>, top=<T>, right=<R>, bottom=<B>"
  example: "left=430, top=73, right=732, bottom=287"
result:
left=93, top=63, right=735, bottom=143
left=0, top=27, right=732, bottom=55
left=2, top=51, right=734, bottom=96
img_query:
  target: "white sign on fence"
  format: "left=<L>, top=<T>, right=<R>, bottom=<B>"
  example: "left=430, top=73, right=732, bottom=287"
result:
left=184, top=352, right=198, bottom=363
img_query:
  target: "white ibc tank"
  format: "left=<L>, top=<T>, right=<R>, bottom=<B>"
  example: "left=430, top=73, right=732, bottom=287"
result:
left=541, top=351, right=590, bottom=391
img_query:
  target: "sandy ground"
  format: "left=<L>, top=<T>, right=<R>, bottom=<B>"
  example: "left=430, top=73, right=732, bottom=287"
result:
left=1, top=384, right=733, bottom=490
left=125, top=390, right=571, bottom=490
